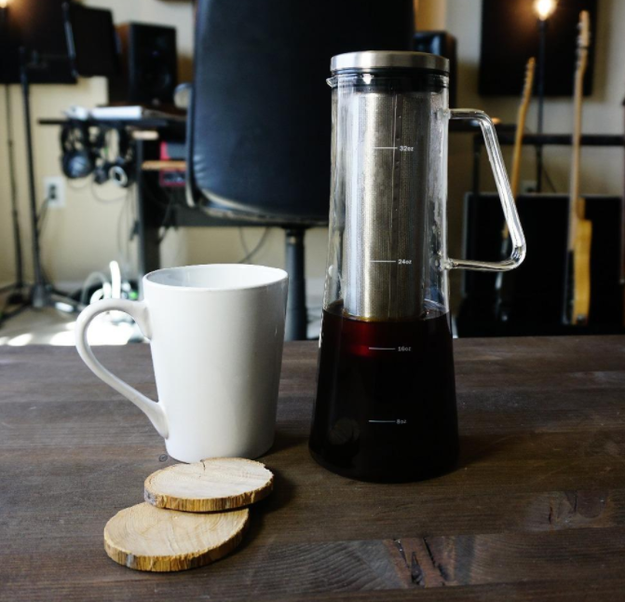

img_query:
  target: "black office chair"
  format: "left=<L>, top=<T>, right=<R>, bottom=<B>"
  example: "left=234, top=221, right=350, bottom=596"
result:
left=186, top=0, right=414, bottom=339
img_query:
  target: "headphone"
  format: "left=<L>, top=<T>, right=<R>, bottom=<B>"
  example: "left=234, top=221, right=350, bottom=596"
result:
left=92, top=127, right=113, bottom=185
left=60, top=123, right=135, bottom=188
left=107, top=127, right=135, bottom=188
left=61, top=122, right=96, bottom=179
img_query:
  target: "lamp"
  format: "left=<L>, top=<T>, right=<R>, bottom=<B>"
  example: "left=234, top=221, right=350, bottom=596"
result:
left=534, top=0, right=557, bottom=21
left=534, top=0, right=557, bottom=192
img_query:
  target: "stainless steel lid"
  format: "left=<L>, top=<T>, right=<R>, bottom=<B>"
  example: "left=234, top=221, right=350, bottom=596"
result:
left=330, top=51, right=449, bottom=74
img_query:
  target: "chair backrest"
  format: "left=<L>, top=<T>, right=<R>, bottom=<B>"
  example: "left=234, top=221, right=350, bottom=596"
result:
left=188, top=0, right=414, bottom=224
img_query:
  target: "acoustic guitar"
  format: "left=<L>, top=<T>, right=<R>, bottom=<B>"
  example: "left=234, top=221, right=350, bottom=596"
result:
left=564, top=11, right=592, bottom=325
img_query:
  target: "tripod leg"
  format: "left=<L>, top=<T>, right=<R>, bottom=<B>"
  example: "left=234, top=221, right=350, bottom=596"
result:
left=20, top=48, right=48, bottom=309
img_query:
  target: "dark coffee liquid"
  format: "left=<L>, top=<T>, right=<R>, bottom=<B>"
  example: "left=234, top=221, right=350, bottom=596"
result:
left=309, top=303, right=459, bottom=482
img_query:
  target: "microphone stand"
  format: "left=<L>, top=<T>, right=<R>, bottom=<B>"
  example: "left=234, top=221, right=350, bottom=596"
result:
left=0, top=48, right=82, bottom=327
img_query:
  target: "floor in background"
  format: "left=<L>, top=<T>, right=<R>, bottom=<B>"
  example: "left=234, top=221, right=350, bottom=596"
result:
left=0, top=300, right=322, bottom=346
left=0, top=305, right=143, bottom=346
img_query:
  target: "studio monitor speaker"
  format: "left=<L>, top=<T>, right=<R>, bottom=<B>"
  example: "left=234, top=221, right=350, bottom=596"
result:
left=412, top=32, right=457, bottom=107
left=109, top=22, right=178, bottom=106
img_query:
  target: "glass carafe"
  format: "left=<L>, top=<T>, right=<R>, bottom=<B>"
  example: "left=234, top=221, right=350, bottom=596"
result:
left=309, top=51, right=526, bottom=482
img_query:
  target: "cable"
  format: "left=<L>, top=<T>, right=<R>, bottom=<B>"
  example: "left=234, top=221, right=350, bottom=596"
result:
left=90, top=180, right=130, bottom=203
left=156, top=188, right=179, bottom=243
left=238, top=228, right=271, bottom=264
left=524, top=126, right=558, bottom=193
left=67, top=178, right=91, bottom=190
left=238, top=227, right=251, bottom=256
left=79, top=271, right=109, bottom=306
left=542, top=165, right=558, bottom=193
left=116, top=189, right=134, bottom=271
left=139, top=171, right=180, bottom=243
left=33, top=197, right=56, bottom=288
left=36, top=197, right=50, bottom=237
left=141, top=172, right=173, bottom=208
left=157, top=199, right=176, bottom=243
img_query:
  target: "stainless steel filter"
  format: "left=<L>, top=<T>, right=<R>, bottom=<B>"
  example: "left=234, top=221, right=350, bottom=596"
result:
left=343, top=91, right=433, bottom=320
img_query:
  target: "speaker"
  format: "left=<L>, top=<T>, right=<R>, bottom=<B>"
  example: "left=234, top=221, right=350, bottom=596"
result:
left=457, top=193, right=624, bottom=336
left=412, top=32, right=457, bottom=107
left=109, top=22, right=178, bottom=106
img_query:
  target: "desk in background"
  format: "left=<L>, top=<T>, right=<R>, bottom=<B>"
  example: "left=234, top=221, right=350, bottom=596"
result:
left=39, top=116, right=262, bottom=280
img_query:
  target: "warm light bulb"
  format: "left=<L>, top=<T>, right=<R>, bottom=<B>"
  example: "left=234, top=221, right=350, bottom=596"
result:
left=0, top=0, right=10, bottom=8
left=534, top=0, right=557, bottom=21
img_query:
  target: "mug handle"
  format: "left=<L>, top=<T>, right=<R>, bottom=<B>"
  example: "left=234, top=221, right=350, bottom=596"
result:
left=446, top=109, right=527, bottom=272
left=75, top=299, right=169, bottom=439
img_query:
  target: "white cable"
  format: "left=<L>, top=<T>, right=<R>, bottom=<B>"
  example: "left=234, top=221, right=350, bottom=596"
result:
left=109, top=260, right=122, bottom=299
left=80, top=271, right=109, bottom=305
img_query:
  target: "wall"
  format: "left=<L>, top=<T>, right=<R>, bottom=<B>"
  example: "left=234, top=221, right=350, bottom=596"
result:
left=1, top=0, right=624, bottom=309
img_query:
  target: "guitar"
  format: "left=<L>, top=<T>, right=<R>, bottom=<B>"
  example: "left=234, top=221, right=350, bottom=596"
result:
left=495, top=57, right=535, bottom=320
left=510, top=58, right=536, bottom=199
left=564, top=11, right=592, bottom=325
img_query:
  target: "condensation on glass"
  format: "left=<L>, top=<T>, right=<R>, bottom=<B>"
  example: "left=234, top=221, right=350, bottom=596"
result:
left=310, top=51, right=526, bottom=482
left=323, top=54, right=526, bottom=324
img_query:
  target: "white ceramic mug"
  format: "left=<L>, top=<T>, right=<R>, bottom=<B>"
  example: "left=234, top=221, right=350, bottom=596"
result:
left=75, top=264, right=288, bottom=463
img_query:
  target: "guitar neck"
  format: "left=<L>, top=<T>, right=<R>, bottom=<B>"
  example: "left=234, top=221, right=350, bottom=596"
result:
left=511, top=58, right=535, bottom=197
left=568, top=15, right=590, bottom=250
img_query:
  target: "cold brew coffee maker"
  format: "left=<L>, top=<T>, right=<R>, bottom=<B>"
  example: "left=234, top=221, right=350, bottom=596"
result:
left=310, top=51, right=526, bottom=482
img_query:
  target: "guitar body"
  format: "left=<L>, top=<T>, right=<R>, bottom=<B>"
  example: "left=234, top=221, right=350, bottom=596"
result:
left=565, top=10, right=592, bottom=326
left=572, top=207, right=592, bottom=324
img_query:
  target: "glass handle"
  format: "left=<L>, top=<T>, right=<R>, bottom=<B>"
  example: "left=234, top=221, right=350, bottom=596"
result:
left=446, top=109, right=526, bottom=272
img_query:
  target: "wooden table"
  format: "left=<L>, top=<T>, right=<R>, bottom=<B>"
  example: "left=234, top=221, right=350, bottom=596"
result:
left=2, top=337, right=625, bottom=601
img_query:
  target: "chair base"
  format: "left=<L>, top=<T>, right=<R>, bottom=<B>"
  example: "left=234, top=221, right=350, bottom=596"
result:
left=284, top=228, right=308, bottom=341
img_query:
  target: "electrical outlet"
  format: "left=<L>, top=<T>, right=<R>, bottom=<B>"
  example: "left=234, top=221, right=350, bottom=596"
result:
left=43, top=176, right=66, bottom=208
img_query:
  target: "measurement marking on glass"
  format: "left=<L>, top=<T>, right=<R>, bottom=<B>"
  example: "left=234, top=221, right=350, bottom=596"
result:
left=369, top=346, right=396, bottom=351
left=373, top=146, right=413, bottom=151
left=370, top=260, right=396, bottom=263
left=369, top=419, right=408, bottom=424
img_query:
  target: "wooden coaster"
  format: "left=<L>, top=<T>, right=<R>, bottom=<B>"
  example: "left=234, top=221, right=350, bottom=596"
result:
left=104, top=502, right=249, bottom=572
left=144, top=457, right=274, bottom=512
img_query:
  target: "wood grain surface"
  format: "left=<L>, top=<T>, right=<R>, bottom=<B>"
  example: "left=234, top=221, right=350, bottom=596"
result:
left=1, top=337, right=625, bottom=601
left=144, top=458, right=273, bottom=512
left=104, top=503, right=249, bottom=571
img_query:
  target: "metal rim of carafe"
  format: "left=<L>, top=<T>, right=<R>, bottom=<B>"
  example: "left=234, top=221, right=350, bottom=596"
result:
left=330, top=51, right=449, bottom=75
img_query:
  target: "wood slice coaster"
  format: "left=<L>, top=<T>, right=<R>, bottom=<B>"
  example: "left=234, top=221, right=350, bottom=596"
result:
left=104, top=502, right=249, bottom=572
left=144, top=457, right=274, bottom=512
